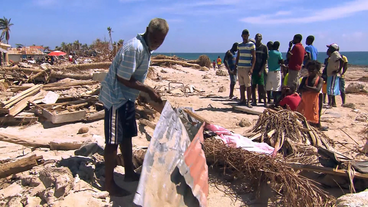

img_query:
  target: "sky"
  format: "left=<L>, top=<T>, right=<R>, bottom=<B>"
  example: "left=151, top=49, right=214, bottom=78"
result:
left=1, top=0, right=368, bottom=53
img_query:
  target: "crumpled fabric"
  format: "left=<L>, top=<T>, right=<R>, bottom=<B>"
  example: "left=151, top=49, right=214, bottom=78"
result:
left=205, top=124, right=274, bottom=154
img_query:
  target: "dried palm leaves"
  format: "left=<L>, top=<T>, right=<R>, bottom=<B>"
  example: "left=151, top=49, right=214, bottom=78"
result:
left=203, top=139, right=334, bottom=206
left=247, top=108, right=333, bottom=154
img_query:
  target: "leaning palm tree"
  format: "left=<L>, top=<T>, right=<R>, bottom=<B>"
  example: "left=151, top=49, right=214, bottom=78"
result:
left=107, top=27, right=113, bottom=50
left=0, top=17, right=14, bottom=44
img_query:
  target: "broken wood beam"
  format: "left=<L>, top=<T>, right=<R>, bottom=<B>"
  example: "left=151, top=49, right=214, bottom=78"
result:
left=289, top=163, right=368, bottom=180
left=0, top=154, right=43, bottom=178
left=0, top=132, right=49, bottom=148
left=151, top=59, right=200, bottom=68
left=28, top=69, right=50, bottom=82
left=0, top=132, right=89, bottom=150
left=50, top=62, right=111, bottom=70
left=50, top=71, right=93, bottom=80
left=49, top=141, right=84, bottom=150
left=1, top=67, right=43, bottom=73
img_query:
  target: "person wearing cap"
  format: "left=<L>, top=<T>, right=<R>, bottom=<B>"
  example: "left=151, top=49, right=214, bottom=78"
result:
left=251, top=33, right=268, bottom=106
left=326, top=43, right=342, bottom=107
left=287, top=34, right=305, bottom=88
left=224, top=42, right=239, bottom=99
left=235, top=29, right=256, bottom=107
left=99, top=18, right=169, bottom=196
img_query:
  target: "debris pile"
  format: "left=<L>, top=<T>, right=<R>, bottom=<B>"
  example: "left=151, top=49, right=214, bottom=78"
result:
left=203, top=139, right=334, bottom=206
left=246, top=108, right=333, bottom=155
left=150, top=54, right=212, bottom=69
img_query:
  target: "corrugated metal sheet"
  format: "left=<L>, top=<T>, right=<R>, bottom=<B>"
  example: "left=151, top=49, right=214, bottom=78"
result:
left=134, top=102, right=208, bottom=207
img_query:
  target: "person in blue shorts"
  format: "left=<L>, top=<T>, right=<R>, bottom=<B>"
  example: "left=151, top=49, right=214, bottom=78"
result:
left=99, top=18, right=169, bottom=196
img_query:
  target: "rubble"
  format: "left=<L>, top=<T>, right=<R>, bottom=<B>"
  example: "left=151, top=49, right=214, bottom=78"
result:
left=216, top=69, right=228, bottom=76
left=39, top=167, right=74, bottom=198
left=336, top=188, right=368, bottom=207
left=346, top=82, right=368, bottom=93
left=0, top=58, right=368, bottom=206
left=238, top=118, right=252, bottom=127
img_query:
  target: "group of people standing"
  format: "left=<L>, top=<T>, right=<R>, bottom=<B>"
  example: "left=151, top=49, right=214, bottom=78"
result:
left=223, top=29, right=348, bottom=128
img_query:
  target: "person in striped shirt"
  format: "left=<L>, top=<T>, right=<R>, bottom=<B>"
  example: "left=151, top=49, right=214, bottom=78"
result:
left=235, top=29, right=256, bottom=107
left=99, top=18, right=169, bottom=196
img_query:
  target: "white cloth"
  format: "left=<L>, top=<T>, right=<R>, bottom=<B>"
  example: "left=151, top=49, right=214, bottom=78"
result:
left=266, top=70, right=282, bottom=91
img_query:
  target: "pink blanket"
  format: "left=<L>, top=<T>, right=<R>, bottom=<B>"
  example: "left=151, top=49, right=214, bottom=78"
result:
left=205, top=124, right=274, bottom=154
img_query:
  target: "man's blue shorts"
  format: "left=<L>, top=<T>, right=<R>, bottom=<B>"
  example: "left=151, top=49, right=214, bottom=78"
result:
left=104, top=101, right=137, bottom=145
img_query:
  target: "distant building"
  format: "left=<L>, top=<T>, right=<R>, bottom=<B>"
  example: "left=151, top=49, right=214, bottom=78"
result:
left=8, top=46, right=45, bottom=63
left=0, top=42, right=11, bottom=66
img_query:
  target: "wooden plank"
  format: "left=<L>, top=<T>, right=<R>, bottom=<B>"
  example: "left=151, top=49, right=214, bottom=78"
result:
left=39, top=97, right=97, bottom=108
left=0, top=154, right=43, bottom=178
left=289, top=163, right=368, bottom=180
left=1, top=67, right=43, bottom=73
left=43, top=80, right=98, bottom=88
left=233, top=105, right=265, bottom=115
left=8, top=96, right=33, bottom=116
left=44, top=86, right=82, bottom=91
left=42, top=109, right=87, bottom=124
left=2, top=85, right=42, bottom=108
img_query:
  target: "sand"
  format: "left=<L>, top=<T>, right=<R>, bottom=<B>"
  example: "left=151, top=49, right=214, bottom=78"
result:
left=0, top=64, right=367, bottom=206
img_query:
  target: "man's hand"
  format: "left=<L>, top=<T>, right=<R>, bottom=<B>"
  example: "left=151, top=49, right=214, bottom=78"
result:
left=249, top=69, right=253, bottom=76
left=148, top=89, right=162, bottom=103
left=258, top=71, right=262, bottom=77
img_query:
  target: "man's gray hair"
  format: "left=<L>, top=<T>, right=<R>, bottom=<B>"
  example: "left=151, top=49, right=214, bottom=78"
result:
left=148, top=18, right=169, bottom=34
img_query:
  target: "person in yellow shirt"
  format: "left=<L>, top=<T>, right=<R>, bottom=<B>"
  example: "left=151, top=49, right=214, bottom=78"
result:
left=217, top=56, right=222, bottom=69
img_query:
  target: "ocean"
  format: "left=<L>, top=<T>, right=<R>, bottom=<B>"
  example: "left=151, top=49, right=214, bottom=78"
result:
left=154, top=52, right=368, bottom=66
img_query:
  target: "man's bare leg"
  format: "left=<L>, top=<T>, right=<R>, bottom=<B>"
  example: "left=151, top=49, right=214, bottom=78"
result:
left=246, top=86, right=253, bottom=108
left=104, top=144, right=130, bottom=196
left=120, top=137, right=140, bottom=182
left=239, top=85, right=246, bottom=104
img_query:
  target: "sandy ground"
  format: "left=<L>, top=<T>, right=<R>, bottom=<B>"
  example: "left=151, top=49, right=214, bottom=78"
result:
left=0, top=64, right=368, bottom=206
